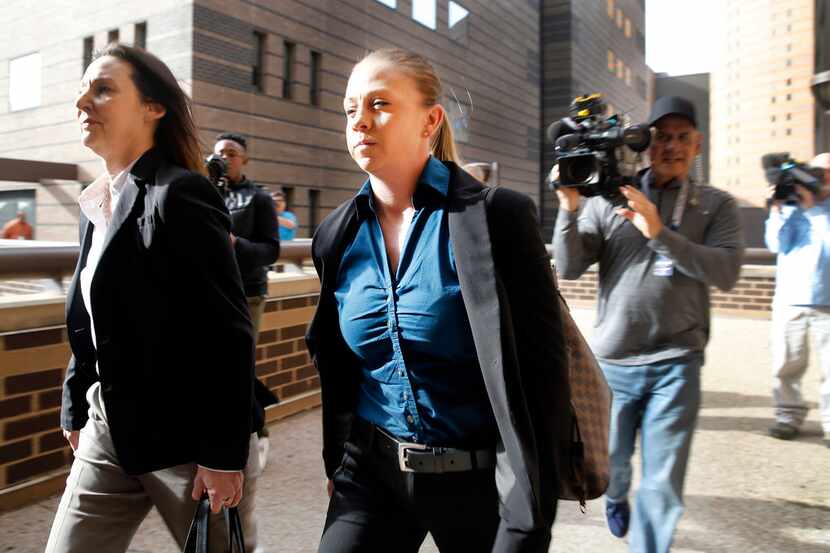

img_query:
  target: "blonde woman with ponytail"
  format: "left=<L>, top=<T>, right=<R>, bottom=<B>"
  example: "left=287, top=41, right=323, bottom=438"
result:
left=306, top=48, right=570, bottom=553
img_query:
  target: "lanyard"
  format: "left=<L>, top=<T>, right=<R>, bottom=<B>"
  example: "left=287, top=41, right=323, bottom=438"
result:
left=642, top=171, right=692, bottom=231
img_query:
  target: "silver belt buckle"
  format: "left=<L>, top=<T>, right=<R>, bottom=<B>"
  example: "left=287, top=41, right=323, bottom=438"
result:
left=397, top=441, right=429, bottom=472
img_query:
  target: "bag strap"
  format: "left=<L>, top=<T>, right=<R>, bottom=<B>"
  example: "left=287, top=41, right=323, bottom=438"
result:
left=482, top=185, right=588, bottom=509
left=183, top=495, right=211, bottom=553
left=184, top=494, right=247, bottom=553
left=225, top=504, right=246, bottom=552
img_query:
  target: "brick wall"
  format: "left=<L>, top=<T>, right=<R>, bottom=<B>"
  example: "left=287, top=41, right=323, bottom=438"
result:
left=556, top=265, right=775, bottom=318
left=0, top=273, right=320, bottom=507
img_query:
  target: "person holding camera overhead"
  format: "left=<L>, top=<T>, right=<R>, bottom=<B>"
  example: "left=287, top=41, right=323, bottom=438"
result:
left=47, top=44, right=257, bottom=553
left=765, top=152, right=830, bottom=448
left=553, top=96, right=743, bottom=553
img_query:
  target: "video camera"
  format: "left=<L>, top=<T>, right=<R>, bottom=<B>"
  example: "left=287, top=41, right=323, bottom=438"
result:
left=546, top=94, right=651, bottom=198
left=761, top=152, right=822, bottom=204
left=205, top=154, right=228, bottom=190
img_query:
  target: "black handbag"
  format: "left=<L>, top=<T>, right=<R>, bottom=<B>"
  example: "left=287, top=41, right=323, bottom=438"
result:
left=183, top=494, right=247, bottom=553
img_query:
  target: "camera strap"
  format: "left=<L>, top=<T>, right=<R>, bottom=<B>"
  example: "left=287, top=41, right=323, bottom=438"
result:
left=643, top=171, right=691, bottom=231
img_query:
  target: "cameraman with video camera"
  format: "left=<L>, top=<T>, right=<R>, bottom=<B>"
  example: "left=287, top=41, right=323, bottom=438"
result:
left=211, top=133, right=280, bottom=324
left=553, top=96, right=743, bottom=553
left=210, top=132, right=279, bottom=553
left=764, top=152, right=830, bottom=448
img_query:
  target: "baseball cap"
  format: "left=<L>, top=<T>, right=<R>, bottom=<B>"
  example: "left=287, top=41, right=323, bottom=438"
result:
left=648, top=96, right=697, bottom=128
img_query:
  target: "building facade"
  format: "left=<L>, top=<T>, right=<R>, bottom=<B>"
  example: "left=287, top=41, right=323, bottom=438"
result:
left=710, top=0, right=817, bottom=208
left=0, top=0, right=542, bottom=240
left=540, top=0, right=651, bottom=235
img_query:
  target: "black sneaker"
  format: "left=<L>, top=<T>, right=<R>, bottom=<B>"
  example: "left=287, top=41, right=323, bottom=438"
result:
left=768, top=422, right=799, bottom=440
left=606, top=499, right=630, bottom=538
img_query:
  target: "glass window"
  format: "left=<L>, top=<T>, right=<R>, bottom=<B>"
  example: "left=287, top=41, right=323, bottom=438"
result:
left=607, top=0, right=614, bottom=18
left=108, top=29, right=119, bottom=44
left=625, top=18, right=631, bottom=38
left=449, top=1, right=469, bottom=28
left=252, top=31, right=266, bottom=92
left=309, top=189, right=320, bottom=235
left=607, top=50, right=615, bottom=71
left=134, top=22, right=147, bottom=50
left=625, top=66, right=632, bottom=86
left=617, top=59, right=624, bottom=79
left=9, top=52, right=42, bottom=112
left=310, top=51, right=322, bottom=106
left=283, top=41, right=295, bottom=99
left=376, top=0, right=396, bottom=7
left=616, top=8, right=623, bottom=28
left=82, top=36, right=94, bottom=74
left=413, top=0, right=437, bottom=29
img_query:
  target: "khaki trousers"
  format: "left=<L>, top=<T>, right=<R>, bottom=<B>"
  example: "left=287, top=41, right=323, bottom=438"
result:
left=45, top=394, right=265, bottom=553
left=771, top=304, right=830, bottom=432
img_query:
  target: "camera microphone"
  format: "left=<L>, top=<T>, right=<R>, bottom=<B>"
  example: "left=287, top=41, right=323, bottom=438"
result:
left=761, top=152, right=790, bottom=170
left=555, top=134, right=582, bottom=152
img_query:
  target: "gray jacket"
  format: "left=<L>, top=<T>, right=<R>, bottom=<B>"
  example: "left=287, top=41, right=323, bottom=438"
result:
left=553, top=171, right=744, bottom=365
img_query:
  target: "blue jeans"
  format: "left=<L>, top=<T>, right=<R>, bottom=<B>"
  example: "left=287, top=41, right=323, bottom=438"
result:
left=600, top=354, right=703, bottom=553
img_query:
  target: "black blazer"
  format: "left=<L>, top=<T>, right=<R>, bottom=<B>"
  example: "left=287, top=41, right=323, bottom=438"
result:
left=306, top=161, right=571, bottom=551
left=60, top=148, right=255, bottom=475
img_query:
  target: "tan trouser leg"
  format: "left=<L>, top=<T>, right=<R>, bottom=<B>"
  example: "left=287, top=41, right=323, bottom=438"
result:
left=44, top=409, right=153, bottom=553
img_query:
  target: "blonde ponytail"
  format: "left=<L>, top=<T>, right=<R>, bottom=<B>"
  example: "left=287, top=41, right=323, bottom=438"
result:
left=431, top=114, right=461, bottom=164
left=359, top=48, right=463, bottom=165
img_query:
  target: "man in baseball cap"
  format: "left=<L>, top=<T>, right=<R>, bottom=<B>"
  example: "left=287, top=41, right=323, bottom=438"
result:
left=553, top=94, right=744, bottom=553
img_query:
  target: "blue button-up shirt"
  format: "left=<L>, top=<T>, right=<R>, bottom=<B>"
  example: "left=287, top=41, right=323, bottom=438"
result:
left=765, top=199, right=830, bottom=306
left=334, top=157, right=497, bottom=447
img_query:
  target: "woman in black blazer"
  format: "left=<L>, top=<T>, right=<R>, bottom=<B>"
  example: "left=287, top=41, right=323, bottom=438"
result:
left=307, top=48, right=571, bottom=553
left=46, top=45, right=259, bottom=553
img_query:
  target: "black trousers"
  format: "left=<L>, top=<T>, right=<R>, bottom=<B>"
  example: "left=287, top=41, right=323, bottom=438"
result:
left=318, top=421, right=501, bottom=553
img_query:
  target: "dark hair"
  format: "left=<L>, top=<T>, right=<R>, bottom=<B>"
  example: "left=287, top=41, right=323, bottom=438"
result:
left=215, top=132, right=248, bottom=151
left=94, top=44, right=204, bottom=174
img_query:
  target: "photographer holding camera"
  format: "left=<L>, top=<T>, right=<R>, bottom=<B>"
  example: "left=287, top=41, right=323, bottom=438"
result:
left=553, top=96, right=743, bottom=553
left=764, top=152, right=830, bottom=448
left=211, top=133, right=279, bottom=552
left=212, top=133, right=280, bottom=326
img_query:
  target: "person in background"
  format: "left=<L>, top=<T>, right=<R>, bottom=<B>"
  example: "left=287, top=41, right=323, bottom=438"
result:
left=2, top=210, right=34, bottom=240
left=272, top=190, right=298, bottom=240
left=765, top=152, right=830, bottom=448
left=553, top=96, right=743, bottom=553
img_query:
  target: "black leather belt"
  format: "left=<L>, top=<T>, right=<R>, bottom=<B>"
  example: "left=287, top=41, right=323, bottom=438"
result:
left=352, top=418, right=496, bottom=474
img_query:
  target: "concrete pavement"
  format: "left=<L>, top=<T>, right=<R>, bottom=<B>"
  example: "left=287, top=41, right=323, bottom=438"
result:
left=1, top=309, right=828, bottom=552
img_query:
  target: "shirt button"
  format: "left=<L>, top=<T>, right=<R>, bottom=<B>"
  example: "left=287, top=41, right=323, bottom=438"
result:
left=402, top=392, right=408, bottom=400
left=406, top=415, right=415, bottom=424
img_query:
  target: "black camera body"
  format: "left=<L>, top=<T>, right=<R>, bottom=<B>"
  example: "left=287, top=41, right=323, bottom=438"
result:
left=547, top=94, right=651, bottom=198
left=761, top=152, right=822, bottom=204
left=205, top=154, right=228, bottom=190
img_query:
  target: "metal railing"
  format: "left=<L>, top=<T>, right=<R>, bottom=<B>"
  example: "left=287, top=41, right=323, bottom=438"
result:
left=0, top=239, right=314, bottom=280
left=1, top=239, right=774, bottom=281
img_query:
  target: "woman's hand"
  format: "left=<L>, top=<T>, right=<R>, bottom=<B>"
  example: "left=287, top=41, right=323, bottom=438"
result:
left=191, top=467, right=244, bottom=513
left=63, top=429, right=80, bottom=451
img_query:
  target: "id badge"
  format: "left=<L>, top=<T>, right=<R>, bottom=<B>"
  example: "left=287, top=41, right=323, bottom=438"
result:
left=653, top=253, right=674, bottom=277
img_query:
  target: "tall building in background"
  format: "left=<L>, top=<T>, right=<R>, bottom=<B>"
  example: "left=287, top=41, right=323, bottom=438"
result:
left=0, top=0, right=542, bottom=241
left=711, top=0, right=817, bottom=208
left=540, top=0, right=651, bottom=236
